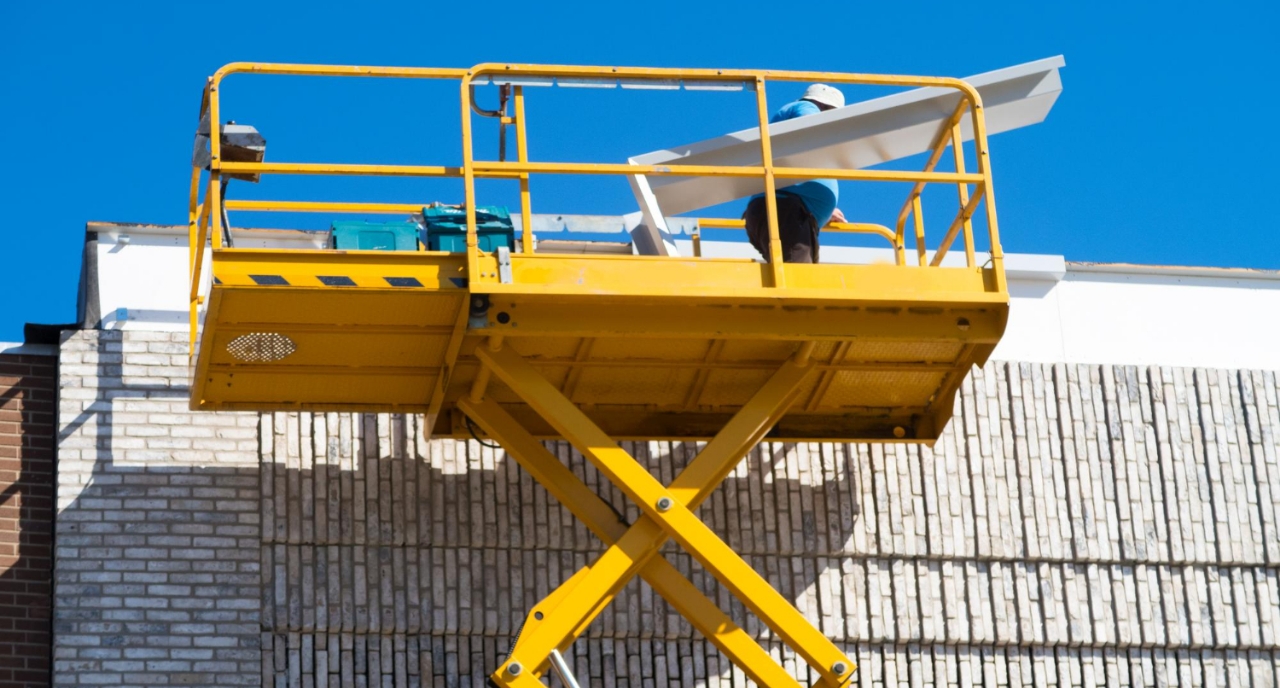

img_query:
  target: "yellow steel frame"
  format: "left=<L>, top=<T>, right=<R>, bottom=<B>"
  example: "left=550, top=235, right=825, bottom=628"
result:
left=462, top=337, right=857, bottom=687
left=187, top=61, right=1004, bottom=349
left=185, top=61, right=1011, bottom=685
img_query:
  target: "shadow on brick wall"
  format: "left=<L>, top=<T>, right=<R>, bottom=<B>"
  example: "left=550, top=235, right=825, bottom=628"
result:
left=255, top=409, right=867, bottom=685
left=55, top=331, right=261, bottom=687
left=56, top=330, right=868, bottom=687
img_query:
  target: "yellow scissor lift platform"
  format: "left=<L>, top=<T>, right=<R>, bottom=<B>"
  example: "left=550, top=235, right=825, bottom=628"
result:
left=188, top=62, right=1010, bottom=687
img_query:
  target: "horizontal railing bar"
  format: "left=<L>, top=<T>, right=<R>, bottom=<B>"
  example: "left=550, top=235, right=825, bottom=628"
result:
left=216, top=161, right=522, bottom=179
left=211, top=62, right=983, bottom=100
left=215, top=160, right=983, bottom=184
left=475, top=161, right=982, bottom=184
left=465, top=63, right=981, bottom=94
left=213, top=62, right=468, bottom=82
left=694, top=218, right=899, bottom=245
left=225, top=200, right=424, bottom=214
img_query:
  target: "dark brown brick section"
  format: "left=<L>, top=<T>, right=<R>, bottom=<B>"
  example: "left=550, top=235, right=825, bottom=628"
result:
left=0, top=353, right=55, bottom=688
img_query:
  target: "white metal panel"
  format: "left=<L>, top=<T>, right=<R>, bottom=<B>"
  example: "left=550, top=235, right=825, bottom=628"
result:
left=992, top=265, right=1280, bottom=370
left=630, top=56, right=1065, bottom=215
left=91, top=224, right=323, bottom=331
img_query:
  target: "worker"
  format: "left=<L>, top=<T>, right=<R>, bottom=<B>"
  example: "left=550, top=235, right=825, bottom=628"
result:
left=743, top=84, right=846, bottom=263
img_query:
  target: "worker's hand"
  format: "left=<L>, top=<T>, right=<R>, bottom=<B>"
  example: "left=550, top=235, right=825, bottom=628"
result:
left=828, top=208, right=846, bottom=225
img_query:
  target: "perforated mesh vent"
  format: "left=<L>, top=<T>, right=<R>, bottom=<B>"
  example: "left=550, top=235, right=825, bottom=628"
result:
left=226, top=332, right=296, bottom=363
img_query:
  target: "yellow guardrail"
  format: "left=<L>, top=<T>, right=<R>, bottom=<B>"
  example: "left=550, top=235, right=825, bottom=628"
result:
left=188, top=62, right=1004, bottom=344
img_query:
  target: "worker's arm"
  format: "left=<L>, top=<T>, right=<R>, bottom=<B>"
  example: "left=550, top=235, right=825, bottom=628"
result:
left=827, top=208, right=846, bottom=225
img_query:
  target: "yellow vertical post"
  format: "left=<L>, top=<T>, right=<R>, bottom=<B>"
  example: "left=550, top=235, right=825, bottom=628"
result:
left=208, top=172, right=222, bottom=249
left=207, top=81, right=220, bottom=168
left=966, top=91, right=1005, bottom=291
left=187, top=166, right=201, bottom=352
left=513, top=86, right=534, bottom=253
left=460, top=74, right=481, bottom=282
left=187, top=168, right=201, bottom=281
left=753, top=77, right=786, bottom=287
left=189, top=203, right=211, bottom=352
left=207, top=81, right=222, bottom=247
left=950, top=121, right=976, bottom=268
left=912, top=196, right=926, bottom=267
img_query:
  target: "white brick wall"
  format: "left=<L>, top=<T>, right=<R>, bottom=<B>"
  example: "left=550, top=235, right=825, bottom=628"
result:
left=55, top=330, right=1280, bottom=686
left=55, top=330, right=261, bottom=687
left=251, top=365, right=1280, bottom=685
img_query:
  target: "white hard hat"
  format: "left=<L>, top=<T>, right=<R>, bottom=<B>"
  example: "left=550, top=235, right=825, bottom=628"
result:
left=801, top=83, right=844, bottom=109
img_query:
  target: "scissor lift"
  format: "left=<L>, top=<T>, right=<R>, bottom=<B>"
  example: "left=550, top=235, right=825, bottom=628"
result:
left=188, top=62, right=1013, bottom=687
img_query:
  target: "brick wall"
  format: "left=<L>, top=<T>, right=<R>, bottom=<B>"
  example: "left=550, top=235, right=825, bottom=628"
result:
left=54, top=331, right=260, bottom=687
left=54, top=328, right=1280, bottom=686
left=0, top=348, right=56, bottom=688
left=256, top=365, right=1280, bottom=686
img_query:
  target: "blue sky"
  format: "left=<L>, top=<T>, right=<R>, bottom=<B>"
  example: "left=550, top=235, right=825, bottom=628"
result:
left=1, top=1, right=1277, bottom=341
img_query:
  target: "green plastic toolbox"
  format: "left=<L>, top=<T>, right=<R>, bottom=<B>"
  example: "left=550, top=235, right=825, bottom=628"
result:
left=328, top=221, right=421, bottom=251
left=423, top=205, right=516, bottom=253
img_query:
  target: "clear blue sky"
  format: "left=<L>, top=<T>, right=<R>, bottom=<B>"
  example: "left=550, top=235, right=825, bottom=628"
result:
left=2, top=1, right=1277, bottom=341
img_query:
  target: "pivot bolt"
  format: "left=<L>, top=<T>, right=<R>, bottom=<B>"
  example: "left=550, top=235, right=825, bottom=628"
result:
left=507, top=662, right=523, bottom=676
left=655, top=496, right=674, bottom=512
left=832, top=661, right=848, bottom=675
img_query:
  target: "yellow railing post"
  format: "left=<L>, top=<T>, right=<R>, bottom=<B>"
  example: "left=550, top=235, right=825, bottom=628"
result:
left=966, top=92, right=1005, bottom=290
left=912, top=196, right=926, bottom=267
left=950, top=120, right=976, bottom=268
left=207, top=81, right=222, bottom=248
left=208, top=172, right=222, bottom=249
left=187, top=166, right=201, bottom=353
left=752, top=77, right=785, bottom=287
left=513, top=86, right=534, bottom=253
left=460, top=72, right=480, bottom=283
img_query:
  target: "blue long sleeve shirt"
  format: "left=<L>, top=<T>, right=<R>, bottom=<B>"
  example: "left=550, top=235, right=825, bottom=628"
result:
left=748, top=99, right=839, bottom=226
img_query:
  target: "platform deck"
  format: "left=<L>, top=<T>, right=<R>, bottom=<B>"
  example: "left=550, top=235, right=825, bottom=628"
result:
left=193, top=248, right=1006, bottom=442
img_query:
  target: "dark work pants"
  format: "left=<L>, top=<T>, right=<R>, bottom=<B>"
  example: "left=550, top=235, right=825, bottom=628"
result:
left=743, top=194, right=820, bottom=263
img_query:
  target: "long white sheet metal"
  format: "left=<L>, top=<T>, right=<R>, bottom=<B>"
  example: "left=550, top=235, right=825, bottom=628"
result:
left=629, top=56, right=1065, bottom=216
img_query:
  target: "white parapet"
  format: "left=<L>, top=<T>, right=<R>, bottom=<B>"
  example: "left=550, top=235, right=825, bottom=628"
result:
left=84, top=219, right=1280, bottom=371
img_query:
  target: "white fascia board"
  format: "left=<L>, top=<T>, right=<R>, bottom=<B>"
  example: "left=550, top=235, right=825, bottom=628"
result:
left=89, top=222, right=324, bottom=250
left=0, top=342, right=57, bottom=356
left=993, top=262, right=1280, bottom=370
left=1067, top=261, right=1280, bottom=282
left=630, top=56, right=1065, bottom=215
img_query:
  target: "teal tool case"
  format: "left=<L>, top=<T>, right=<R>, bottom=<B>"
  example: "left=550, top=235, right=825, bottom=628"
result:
left=328, top=221, right=421, bottom=251
left=423, top=205, right=516, bottom=253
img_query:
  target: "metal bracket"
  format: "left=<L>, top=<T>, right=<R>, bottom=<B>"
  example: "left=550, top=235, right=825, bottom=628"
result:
left=496, top=246, right=513, bottom=284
